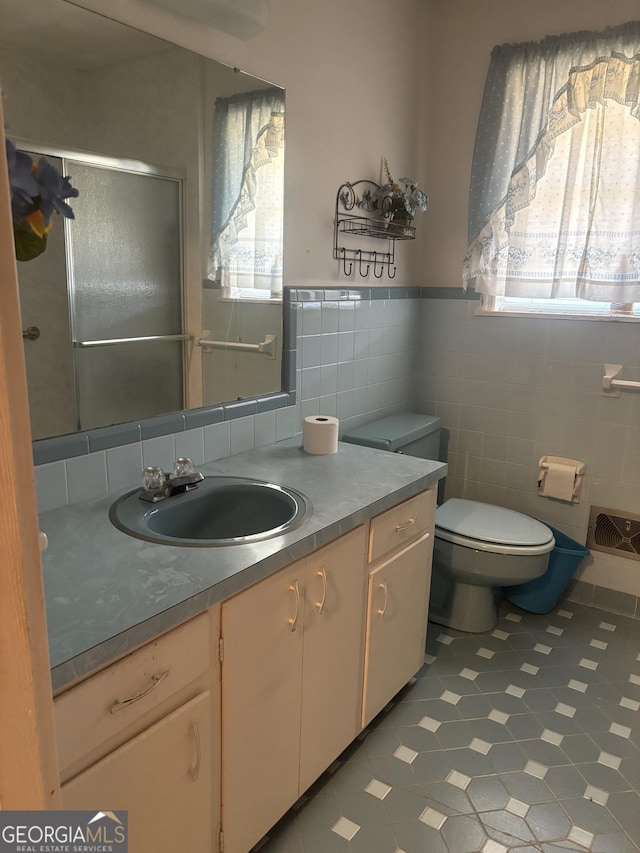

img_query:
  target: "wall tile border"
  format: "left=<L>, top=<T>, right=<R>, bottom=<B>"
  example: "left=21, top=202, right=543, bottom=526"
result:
left=420, top=286, right=480, bottom=300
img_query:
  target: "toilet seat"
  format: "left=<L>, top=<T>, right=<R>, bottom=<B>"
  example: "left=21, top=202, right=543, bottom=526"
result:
left=435, top=499, right=554, bottom=557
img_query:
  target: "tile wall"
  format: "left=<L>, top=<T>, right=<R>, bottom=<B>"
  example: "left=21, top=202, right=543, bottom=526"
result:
left=416, top=295, right=640, bottom=613
left=292, top=288, right=419, bottom=428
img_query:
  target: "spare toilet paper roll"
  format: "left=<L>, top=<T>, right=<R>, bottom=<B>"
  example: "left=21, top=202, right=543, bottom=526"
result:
left=541, top=461, right=576, bottom=501
left=302, top=415, right=339, bottom=455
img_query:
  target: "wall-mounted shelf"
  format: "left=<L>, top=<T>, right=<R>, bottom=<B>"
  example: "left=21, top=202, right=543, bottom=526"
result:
left=334, top=180, right=415, bottom=278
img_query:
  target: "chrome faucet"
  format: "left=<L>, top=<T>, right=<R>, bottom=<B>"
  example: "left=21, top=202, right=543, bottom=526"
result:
left=139, top=458, right=204, bottom=502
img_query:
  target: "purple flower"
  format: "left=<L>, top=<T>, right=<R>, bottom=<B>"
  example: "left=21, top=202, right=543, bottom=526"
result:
left=35, top=156, right=79, bottom=224
left=6, top=139, right=79, bottom=225
left=6, top=138, right=39, bottom=220
left=6, top=138, right=80, bottom=261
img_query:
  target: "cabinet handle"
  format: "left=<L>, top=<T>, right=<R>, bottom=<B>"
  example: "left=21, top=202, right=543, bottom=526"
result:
left=288, top=579, right=300, bottom=632
left=377, top=580, right=388, bottom=618
left=109, top=669, right=169, bottom=714
left=316, top=567, right=328, bottom=615
left=189, top=722, right=201, bottom=782
left=395, top=517, right=416, bottom=533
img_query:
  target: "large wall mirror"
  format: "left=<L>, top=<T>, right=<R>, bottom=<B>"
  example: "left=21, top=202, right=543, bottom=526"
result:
left=0, top=0, right=285, bottom=441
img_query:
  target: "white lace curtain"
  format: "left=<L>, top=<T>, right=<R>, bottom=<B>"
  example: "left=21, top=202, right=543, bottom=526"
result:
left=463, top=22, right=640, bottom=302
left=209, top=87, right=285, bottom=293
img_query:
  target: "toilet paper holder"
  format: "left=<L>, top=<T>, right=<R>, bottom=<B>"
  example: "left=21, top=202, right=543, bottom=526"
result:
left=538, top=456, right=586, bottom=503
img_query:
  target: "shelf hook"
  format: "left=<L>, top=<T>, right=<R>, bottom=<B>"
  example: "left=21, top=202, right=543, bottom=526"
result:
left=340, top=248, right=353, bottom=277
left=372, top=252, right=385, bottom=278
left=357, top=249, right=370, bottom=278
left=386, top=254, right=397, bottom=279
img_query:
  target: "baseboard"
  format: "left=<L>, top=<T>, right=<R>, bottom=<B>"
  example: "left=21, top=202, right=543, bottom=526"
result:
left=564, top=578, right=640, bottom=620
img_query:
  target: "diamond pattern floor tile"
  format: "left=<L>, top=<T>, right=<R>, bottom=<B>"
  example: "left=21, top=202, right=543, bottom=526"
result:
left=254, top=602, right=640, bottom=853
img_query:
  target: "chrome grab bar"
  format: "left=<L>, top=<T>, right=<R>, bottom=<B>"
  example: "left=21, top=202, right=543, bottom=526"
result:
left=73, top=333, right=192, bottom=348
left=197, top=334, right=276, bottom=358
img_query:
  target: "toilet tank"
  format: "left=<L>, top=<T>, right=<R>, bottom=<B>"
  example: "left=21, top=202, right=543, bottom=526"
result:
left=342, top=413, right=442, bottom=460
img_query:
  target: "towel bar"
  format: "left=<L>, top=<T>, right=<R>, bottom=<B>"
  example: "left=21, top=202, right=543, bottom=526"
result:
left=602, top=364, right=640, bottom=396
left=197, top=334, right=276, bottom=358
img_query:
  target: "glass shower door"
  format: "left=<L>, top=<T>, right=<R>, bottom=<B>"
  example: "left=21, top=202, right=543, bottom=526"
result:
left=67, top=160, right=184, bottom=431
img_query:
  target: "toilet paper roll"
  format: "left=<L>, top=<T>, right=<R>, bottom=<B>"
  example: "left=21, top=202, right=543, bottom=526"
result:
left=541, top=461, right=576, bottom=501
left=302, top=415, right=339, bottom=455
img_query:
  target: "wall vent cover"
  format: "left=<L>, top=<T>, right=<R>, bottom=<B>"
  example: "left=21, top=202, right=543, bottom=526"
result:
left=587, top=505, right=640, bottom=562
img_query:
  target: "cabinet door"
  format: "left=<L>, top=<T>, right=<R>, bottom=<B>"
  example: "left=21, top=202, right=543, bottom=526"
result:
left=362, top=533, right=432, bottom=727
left=299, top=526, right=367, bottom=793
left=221, top=561, right=305, bottom=853
left=61, top=692, right=211, bottom=853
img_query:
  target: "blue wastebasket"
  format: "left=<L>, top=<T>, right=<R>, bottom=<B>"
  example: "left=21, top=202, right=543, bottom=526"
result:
left=504, top=525, right=590, bottom=614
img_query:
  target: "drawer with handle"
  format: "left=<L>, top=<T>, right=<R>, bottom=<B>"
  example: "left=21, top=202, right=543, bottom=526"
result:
left=55, top=611, right=210, bottom=775
left=368, top=488, right=436, bottom=563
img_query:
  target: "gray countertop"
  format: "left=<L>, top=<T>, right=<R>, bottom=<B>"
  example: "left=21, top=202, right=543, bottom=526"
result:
left=40, top=440, right=446, bottom=691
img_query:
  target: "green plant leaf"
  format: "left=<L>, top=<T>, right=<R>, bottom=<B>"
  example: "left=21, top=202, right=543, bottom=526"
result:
left=14, top=223, right=47, bottom=262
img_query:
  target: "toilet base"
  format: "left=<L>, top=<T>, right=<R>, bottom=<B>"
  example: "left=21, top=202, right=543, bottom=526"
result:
left=429, top=580, right=499, bottom=633
left=429, top=559, right=499, bottom=634
left=428, top=532, right=552, bottom=634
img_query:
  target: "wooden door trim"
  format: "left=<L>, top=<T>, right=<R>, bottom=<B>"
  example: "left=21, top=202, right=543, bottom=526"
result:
left=0, top=112, right=60, bottom=807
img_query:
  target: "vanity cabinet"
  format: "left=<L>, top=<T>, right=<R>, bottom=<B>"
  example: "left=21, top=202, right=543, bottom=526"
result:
left=220, top=525, right=367, bottom=853
left=51, top=485, right=437, bottom=853
left=54, top=610, right=219, bottom=853
left=362, top=490, right=436, bottom=726
left=221, top=487, right=437, bottom=853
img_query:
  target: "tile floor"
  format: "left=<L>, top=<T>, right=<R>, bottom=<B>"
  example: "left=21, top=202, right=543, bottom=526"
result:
left=255, top=601, right=640, bottom=853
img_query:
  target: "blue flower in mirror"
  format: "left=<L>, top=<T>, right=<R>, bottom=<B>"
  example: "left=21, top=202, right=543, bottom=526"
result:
left=6, top=138, right=79, bottom=261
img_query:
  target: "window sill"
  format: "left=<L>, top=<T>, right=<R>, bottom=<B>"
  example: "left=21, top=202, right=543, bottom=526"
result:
left=475, top=308, right=640, bottom=322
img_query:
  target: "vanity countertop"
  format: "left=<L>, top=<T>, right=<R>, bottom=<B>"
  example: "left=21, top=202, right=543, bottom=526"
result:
left=40, top=439, right=446, bottom=691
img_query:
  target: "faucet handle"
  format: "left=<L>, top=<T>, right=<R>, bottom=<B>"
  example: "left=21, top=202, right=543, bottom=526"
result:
left=174, top=457, right=195, bottom=477
left=142, top=466, right=165, bottom=492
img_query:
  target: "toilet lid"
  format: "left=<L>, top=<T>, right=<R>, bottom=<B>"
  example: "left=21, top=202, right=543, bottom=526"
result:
left=435, top=499, right=554, bottom=547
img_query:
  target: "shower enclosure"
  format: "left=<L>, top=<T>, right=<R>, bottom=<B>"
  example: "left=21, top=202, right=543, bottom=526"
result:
left=18, top=149, right=185, bottom=439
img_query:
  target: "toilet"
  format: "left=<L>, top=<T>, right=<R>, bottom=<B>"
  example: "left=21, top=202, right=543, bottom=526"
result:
left=343, top=413, right=555, bottom=633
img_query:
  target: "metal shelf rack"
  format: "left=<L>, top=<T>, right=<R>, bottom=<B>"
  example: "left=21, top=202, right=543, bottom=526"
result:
left=333, top=180, right=415, bottom=278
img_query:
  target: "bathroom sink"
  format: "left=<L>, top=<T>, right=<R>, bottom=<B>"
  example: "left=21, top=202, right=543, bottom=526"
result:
left=109, top=476, right=312, bottom=547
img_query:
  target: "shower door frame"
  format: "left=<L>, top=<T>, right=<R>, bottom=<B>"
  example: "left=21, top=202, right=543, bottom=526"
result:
left=16, top=139, right=187, bottom=435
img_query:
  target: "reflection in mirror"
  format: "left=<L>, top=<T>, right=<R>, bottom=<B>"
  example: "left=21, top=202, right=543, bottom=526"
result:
left=0, top=0, right=285, bottom=440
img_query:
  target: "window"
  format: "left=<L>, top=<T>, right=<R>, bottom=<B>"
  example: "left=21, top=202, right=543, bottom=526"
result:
left=463, top=22, right=640, bottom=319
left=209, top=87, right=285, bottom=300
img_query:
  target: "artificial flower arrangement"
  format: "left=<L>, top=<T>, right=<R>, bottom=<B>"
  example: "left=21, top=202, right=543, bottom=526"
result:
left=6, top=138, right=79, bottom=261
left=376, top=157, right=429, bottom=223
